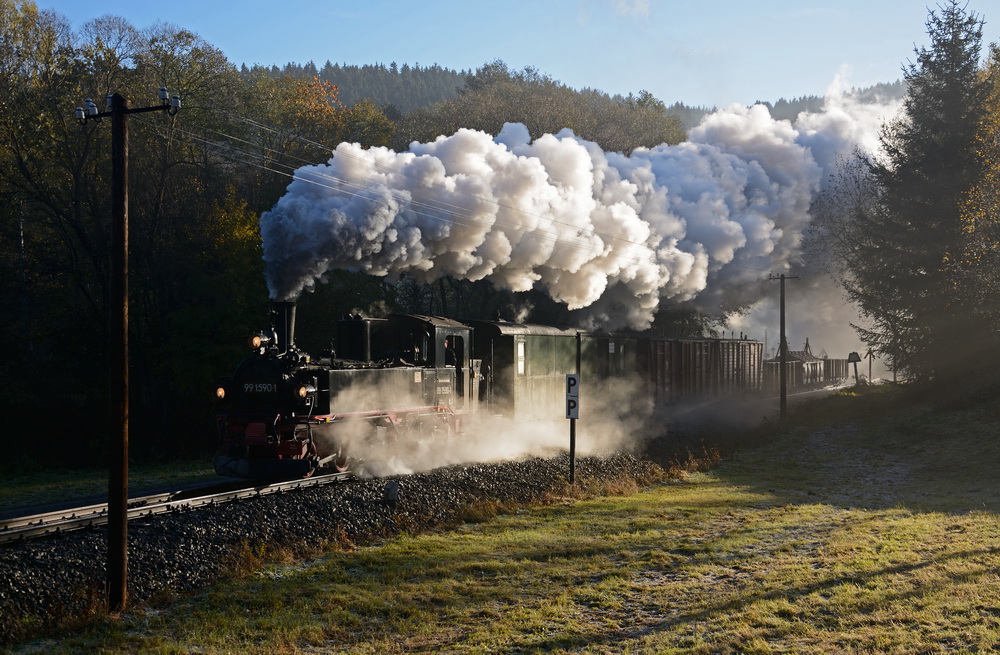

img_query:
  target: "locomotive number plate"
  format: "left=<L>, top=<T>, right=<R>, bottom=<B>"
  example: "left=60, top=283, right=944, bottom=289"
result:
left=244, top=382, right=278, bottom=393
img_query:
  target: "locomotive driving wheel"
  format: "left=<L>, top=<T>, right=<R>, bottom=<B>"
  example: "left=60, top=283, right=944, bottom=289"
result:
left=326, top=443, right=350, bottom=472
left=412, top=413, right=453, bottom=442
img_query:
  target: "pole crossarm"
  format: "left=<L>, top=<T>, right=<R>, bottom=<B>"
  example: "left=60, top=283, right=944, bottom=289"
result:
left=76, top=88, right=180, bottom=124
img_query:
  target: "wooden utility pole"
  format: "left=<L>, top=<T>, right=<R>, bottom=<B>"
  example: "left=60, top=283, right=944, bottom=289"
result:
left=108, top=92, right=129, bottom=613
left=76, top=89, right=180, bottom=613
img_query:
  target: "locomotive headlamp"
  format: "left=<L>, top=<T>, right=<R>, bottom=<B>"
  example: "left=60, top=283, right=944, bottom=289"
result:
left=296, top=383, right=316, bottom=399
left=249, top=332, right=272, bottom=349
left=215, top=386, right=226, bottom=399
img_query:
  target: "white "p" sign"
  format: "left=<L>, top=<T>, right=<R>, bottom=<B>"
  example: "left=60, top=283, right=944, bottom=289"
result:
left=565, top=374, right=580, bottom=419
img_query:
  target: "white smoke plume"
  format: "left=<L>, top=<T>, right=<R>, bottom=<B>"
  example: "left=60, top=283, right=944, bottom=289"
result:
left=261, top=88, right=901, bottom=332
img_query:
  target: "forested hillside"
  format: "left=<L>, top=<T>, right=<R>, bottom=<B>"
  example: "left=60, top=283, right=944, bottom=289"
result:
left=761, top=80, right=907, bottom=123
left=248, top=60, right=469, bottom=113
left=265, top=59, right=906, bottom=130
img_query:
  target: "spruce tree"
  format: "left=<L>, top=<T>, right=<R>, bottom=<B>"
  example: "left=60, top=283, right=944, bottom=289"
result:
left=845, top=0, right=991, bottom=382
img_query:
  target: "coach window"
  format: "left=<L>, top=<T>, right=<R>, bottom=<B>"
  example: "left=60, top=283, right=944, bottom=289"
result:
left=516, top=339, right=525, bottom=375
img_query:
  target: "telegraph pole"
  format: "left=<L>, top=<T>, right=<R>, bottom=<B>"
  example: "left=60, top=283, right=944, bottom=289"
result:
left=769, top=273, right=798, bottom=419
left=108, top=92, right=129, bottom=615
left=76, top=89, right=180, bottom=613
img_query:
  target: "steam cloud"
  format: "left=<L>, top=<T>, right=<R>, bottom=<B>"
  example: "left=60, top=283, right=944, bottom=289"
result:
left=318, top=374, right=655, bottom=478
left=729, top=80, right=904, bottom=366
left=261, top=86, right=900, bottom=332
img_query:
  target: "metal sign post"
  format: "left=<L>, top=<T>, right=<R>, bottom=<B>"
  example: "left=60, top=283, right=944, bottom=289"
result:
left=566, top=373, right=579, bottom=483
left=848, top=351, right=863, bottom=385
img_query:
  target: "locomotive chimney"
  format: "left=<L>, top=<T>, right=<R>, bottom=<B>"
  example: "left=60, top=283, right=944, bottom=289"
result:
left=271, top=300, right=297, bottom=354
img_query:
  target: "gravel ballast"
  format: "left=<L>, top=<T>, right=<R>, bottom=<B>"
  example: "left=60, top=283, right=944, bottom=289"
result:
left=0, top=453, right=663, bottom=644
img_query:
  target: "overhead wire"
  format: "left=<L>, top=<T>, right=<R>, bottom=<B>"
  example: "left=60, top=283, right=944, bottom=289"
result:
left=135, top=108, right=774, bottom=276
left=147, top=117, right=597, bottom=258
left=214, top=107, right=644, bottom=250
left=137, top=111, right=656, bottom=266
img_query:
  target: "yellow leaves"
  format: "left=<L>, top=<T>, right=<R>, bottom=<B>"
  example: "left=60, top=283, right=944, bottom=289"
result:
left=292, top=75, right=344, bottom=125
left=206, top=196, right=259, bottom=248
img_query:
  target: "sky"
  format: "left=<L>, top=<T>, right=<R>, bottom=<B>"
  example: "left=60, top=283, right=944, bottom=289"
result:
left=33, top=0, right=1000, bottom=108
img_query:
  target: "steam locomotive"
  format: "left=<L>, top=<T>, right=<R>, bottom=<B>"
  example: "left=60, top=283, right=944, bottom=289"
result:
left=213, top=302, right=474, bottom=478
left=214, top=301, right=842, bottom=478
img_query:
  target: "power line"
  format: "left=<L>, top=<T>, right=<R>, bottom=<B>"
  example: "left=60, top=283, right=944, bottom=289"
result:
left=136, top=113, right=656, bottom=264
left=135, top=108, right=778, bottom=279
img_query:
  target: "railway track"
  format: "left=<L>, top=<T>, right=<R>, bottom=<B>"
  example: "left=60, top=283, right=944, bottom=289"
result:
left=0, top=472, right=352, bottom=544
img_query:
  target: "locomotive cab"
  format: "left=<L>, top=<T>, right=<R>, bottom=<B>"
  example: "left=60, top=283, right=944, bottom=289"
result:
left=384, top=314, right=477, bottom=412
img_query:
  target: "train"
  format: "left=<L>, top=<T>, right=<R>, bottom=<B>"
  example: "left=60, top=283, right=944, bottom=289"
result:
left=213, top=301, right=848, bottom=478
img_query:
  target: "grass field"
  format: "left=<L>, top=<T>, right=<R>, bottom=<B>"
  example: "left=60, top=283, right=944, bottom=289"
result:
left=11, top=383, right=1000, bottom=654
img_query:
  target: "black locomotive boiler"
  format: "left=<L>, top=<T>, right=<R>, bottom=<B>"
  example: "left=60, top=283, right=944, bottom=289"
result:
left=214, top=302, right=479, bottom=478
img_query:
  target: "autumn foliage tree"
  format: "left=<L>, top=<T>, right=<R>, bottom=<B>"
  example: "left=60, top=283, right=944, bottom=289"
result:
left=957, top=45, right=1000, bottom=363
left=0, top=1, right=396, bottom=467
left=393, top=60, right=685, bottom=154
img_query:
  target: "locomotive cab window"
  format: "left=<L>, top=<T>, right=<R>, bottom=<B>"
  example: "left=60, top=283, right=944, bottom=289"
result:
left=443, top=336, right=458, bottom=366
left=413, top=331, right=429, bottom=364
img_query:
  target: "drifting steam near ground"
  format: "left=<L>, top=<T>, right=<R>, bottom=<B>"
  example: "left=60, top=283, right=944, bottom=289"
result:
left=261, top=79, right=901, bottom=338
left=260, top=81, right=902, bottom=473
left=321, top=375, right=654, bottom=478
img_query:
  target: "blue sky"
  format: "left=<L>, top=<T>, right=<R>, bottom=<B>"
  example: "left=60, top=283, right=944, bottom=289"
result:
left=37, top=0, right=999, bottom=108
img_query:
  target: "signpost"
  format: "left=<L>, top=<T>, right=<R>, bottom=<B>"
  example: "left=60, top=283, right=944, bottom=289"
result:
left=565, top=374, right=579, bottom=418
left=567, top=332, right=582, bottom=484
left=848, top=351, right=862, bottom=385
left=566, top=373, right=579, bottom=483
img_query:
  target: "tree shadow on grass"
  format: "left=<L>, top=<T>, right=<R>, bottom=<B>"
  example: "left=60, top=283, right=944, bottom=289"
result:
left=523, top=544, right=1000, bottom=653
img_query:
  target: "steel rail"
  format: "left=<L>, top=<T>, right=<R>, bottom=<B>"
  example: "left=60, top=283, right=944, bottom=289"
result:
left=0, top=472, right=352, bottom=544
